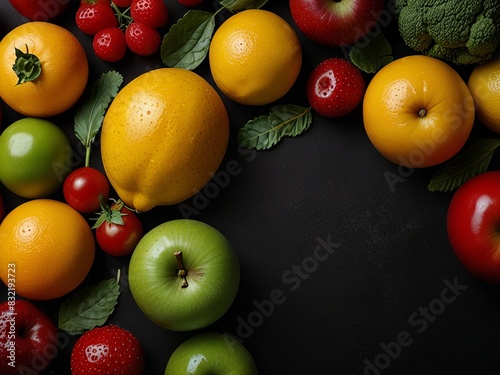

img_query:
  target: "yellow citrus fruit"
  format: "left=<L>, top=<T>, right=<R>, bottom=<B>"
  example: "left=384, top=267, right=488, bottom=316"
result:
left=0, top=21, right=89, bottom=117
left=363, top=55, right=475, bottom=168
left=0, top=199, right=95, bottom=300
left=468, top=53, right=500, bottom=134
left=209, top=9, right=302, bottom=106
left=101, top=68, right=229, bottom=212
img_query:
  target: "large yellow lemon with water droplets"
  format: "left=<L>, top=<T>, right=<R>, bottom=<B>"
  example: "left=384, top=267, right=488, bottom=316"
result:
left=101, top=68, right=229, bottom=212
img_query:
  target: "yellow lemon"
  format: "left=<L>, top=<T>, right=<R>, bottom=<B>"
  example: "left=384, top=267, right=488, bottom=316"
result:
left=209, top=9, right=302, bottom=106
left=468, top=53, right=500, bottom=134
left=101, top=68, right=229, bottom=212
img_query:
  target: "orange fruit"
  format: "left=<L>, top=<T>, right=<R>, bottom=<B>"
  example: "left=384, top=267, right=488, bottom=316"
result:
left=209, top=9, right=302, bottom=106
left=468, top=53, right=500, bottom=134
left=0, top=199, right=95, bottom=300
left=0, top=22, right=89, bottom=117
left=363, top=55, right=475, bottom=168
left=101, top=68, right=229, bottom=212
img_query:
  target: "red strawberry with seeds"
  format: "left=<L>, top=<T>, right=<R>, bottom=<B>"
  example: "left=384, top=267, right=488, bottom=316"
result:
left=93, top=27, right=127, bottom=62
left=70, top=324, right=144, bottom=375
left=306, top=57, right=366, bottom=118
left=76, top=1, right=118, bottom=35
left=125, top=21, right=161, bottom=56
left=130, top=0, right=168, bottom=29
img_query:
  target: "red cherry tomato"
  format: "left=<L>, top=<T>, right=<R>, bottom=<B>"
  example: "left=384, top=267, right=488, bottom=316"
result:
left=94, top=200, right=143, bottom=256
left=63, top=167, right=111, bottom=214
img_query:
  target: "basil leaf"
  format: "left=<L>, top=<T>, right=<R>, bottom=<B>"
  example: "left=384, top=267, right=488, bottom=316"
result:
left=428, top=138, right=500, bottom=192
left=58, top=277, right=120, bottom=335
left=349, top=31, right=394, bottom=73
left=161, top=10, right=215, bottom=70
left=74, top=71, right=123, bottom=166
left=219, top=0, right=267, bottom=10
left=238, top=105, right=312, bottom=150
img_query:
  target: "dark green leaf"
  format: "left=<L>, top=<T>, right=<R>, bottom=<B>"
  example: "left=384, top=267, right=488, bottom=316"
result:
left=428, top=138, right=500, bottom=192
left=219, top=0, right=267, bottom=10
left=58, top=276, right=120, bottom=335
left=74, top=71, right=123, bottom=149
left=161, top=10, right=215, bottom=70
left=238, top=105, right=312, bottom=150
left=349, top=31, right=394, bottom=73
left=12, top=46, right=41, bottom=85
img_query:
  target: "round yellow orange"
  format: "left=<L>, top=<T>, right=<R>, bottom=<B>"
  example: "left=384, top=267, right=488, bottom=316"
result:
left=209, top=9, right=302, bottom=106
left=363, top=55, right=475, bottom=168
left=468, top=53, right=500, bottom=134
left=101, top=68, right=229, bottom=212
left=0, top=199, right=95, bottom=300
left=0, top=22, right=89, bottom=117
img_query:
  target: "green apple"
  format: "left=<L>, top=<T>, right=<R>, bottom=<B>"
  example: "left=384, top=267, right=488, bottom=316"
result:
left=164, top=332, right=258, bottom=374
left=128, top=219, right=240, bottom=331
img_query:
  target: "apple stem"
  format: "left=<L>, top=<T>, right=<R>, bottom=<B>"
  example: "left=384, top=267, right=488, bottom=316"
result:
left=174, top=251, right=189, bottom=288
left=418, top=108, right=427, bottom=118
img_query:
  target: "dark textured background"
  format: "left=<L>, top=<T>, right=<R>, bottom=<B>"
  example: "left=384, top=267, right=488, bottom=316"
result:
left=1, top=1, right=500, bottom=374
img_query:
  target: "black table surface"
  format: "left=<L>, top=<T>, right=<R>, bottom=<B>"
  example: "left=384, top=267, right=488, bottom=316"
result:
left=1, top=1, right=500, bottom=374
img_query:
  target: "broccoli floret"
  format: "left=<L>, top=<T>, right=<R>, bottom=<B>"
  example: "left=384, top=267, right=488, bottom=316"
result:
left=394, top=0, right=500, bottom=65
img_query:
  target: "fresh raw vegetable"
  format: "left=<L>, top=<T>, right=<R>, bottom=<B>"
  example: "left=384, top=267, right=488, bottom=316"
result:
left=394, top=0, right=500, bottom=65
left=63, top=167, right=111, bottom=214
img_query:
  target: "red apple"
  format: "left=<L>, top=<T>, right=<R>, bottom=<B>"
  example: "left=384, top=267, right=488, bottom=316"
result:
left=447, top=171, right=500, bottom=283
left=289, top=0, right=386, bottom=47
left=0, top=300, right=62, bottom=374
left=306, top=57, right=366, bottom=118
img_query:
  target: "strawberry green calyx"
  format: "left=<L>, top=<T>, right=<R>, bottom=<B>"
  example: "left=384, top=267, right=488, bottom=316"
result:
left=12, top=45, right=41, bottom=85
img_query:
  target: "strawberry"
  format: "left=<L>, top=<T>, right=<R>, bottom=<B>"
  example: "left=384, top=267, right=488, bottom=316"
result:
left=93, top=27, right=127, bottom=62
left=306, top=57, right=366, bottom=118
left=76, top=1, right=118, bottom=36
left=70, top=325, right=144, bottom=375
left=130, top=0, right=168, bottom=29
left=125, top=21, right=161, bottom=56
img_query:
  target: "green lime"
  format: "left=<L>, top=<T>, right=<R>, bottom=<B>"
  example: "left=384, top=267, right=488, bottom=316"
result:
left=0, top=118, right=73, bottom=198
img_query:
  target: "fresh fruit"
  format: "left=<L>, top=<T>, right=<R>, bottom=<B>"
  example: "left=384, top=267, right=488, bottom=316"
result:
left=178, top=0, right=204, bottom=6
left=63, top=167, right=111, bottom=213
left=70, top=324, right=144, bottom=375
left=306, top=57, right=366, bottom=118
left=0, top=199, right=95, bottom=300
left=289, top=0, right=385, bottom=47
left=447, top=171, right=500, bottom=283
left=93, top=27, right=128, bottom=62
left=101, top=68, right=229, bottom=212
left=467, top=53, right=500, bottom=134
left=8, top=0, right=70, bottom=21
left=209, top=9, right=302, bottom=106
left=363, top=55, right=475, bottom=168
left=125, top=21, right=162, bottom=56
left=76, top=1, right=118, bottom=36
left=93, top=199, right=144, bottom=257
left=164, top=332, right=258, bottom=374
left=130, top=0, right=168, bottom=29
left=129, top=219, right=240, bottom=331
left=0, top=22, right=89, bottom=117
left=0, top=300, right=60, bottom=375
left=0, top=118, right=73, bottom=199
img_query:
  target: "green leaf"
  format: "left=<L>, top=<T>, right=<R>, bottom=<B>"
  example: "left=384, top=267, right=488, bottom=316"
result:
left=161, top=10, right=215, bottom=70
left=428, top=138, right=500, bottom=192
left=58, top=276, right=121, bottom=335
left=237, top=105, right=312, bottom=150
left=12, top=46, right=41, bottom=85
left=219, top=0, right=268, bottom=10
left=349, top=31, right=394, bottom=73
left=74, top=71, right=123, bottom=166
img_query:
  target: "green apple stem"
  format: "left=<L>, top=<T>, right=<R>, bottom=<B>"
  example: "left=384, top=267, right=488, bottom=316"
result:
left=174, top=251, right=189, bottom=288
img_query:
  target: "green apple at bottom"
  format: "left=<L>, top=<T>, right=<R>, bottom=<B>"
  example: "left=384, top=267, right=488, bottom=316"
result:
left=164, top=332, right=258, bottom=374
left=128, top=219, right=240, bottom=331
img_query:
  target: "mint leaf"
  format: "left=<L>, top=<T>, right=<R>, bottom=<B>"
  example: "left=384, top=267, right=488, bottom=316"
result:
left=428, top=138, right=500, bottom=192
left=219, top=0, right=267, bottom=10
left=238, top=105, right=312, bottom=150
left=58, top=275, right=121, bottom=335
left=161, top=10, right=215, bottom=70
left=349, top=31, right=393, bottom=73
left=74, top=71, right=123, bottom=166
